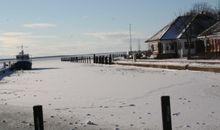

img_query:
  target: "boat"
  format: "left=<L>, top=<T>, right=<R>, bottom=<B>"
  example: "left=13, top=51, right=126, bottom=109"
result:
left=11, top=46, right=32, bottom=70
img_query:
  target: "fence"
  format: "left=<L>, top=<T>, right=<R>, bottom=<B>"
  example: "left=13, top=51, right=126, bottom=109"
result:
left=33, top=96, right=172, bottom=130
left=61, top=54, right=113, bottom=65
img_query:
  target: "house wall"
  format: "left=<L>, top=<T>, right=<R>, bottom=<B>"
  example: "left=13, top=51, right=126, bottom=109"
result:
left=207, top=38, right=220, bottom=53
left=149, top=41, right=159, bottom=55
left=148, top=39, right=197, bottom=58
left=176, top=39, right=197, bottom=57
left=161, top=40, right=176, bottom=54
left=161, top=39, right=197, bottom=57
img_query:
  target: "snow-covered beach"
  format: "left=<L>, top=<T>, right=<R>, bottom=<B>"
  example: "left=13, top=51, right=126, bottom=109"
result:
left=1, top=58, right=220, bottom=130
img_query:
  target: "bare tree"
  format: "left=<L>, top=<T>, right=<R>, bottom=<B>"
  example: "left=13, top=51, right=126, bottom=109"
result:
left=190, top=2, right=214, bottom=14
left=175, top=2, right=217, bottom=59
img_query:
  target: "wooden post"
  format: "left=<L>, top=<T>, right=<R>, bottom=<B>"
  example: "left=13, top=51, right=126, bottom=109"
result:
left=109, top=55, right=112, bottom=64
left=95, top=56, right=97, bottom=64
left=94, top=56, right=96, bottom=63
left=98, top=56, right=101, bottom=64
left=93, top=54, right=95, bottom=63
left=102, top=56, right=104, bottom=64
left=161, top=96, right=172, bottom=130
left=105, top=56, right=108, bottom=64
left=33, top=105, right=44, bottom=130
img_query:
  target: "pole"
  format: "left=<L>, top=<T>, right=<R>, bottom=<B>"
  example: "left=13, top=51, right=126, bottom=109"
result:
left=129, top=24, right=132, bottom=52
left=33, top=105, right=44, bottom=130
left=161, top=96, right=172, bottom=130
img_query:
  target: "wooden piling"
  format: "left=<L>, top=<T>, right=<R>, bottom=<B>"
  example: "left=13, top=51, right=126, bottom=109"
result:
left=33, top=105, right=44, bottom=130
left=109, top=55, right=112, bottom=64
left=105, top=56, right=108, bottom=64
left=93, top=54, right=96, bottom=63
left=161, top=96, right=172, bottom=130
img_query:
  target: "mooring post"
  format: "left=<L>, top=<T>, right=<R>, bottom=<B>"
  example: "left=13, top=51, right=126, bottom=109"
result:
left=102, top=56, right=104, bottom=64
left=33, top=105, right=44, bottom=130
left=101, top=56, right=103, bottom=64
left=109, top=55, right=112, bottom=64
left=94, top=56, right=97, bottom=64
left=105, top=56, right=108, bottom=64
left=93, top=54, right=95, bottom=63
left=98, top=56, right=100, bottom=64
left=161, top=96, right=172, bottom=130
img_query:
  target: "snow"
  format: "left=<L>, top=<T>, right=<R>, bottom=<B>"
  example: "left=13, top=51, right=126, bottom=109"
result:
left=115, top=59, right=220, bottom=68
left=0, top=58, right=220, bottom=130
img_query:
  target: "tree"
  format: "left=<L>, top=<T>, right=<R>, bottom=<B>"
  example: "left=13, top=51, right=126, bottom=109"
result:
left=176, top=2, right=217, bottom=59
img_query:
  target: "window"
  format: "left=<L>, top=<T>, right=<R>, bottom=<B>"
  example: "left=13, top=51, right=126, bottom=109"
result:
left=151, top=44, right=154, bottom=51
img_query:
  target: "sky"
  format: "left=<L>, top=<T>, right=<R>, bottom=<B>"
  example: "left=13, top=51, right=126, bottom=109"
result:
left=0, top=0, right=219, bottom=58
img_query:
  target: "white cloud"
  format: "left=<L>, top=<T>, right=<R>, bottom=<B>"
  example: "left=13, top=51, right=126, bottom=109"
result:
left=84, top=31, right=148, bottom=51
left=85, top=31, right=147, bottom=41
left=0, top=32, right=57, bottom=56
left=0, top=32, right=32, bottom=47
left=2, top=32, right=32, bottom=37
left=23, top=23, right=57, bottom=28
left=85, top=32, right=129, bottom=40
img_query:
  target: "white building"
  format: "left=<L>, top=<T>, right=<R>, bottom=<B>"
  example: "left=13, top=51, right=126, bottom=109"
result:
left=145, top=14, right=216, bottom=59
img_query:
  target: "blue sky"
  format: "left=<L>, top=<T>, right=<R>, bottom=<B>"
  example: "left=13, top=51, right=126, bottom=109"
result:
left=0, top=0, right=218, bottom=58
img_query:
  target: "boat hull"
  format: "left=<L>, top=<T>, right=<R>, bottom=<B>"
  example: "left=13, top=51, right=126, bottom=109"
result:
left=11, top=61, right=32, bottom=70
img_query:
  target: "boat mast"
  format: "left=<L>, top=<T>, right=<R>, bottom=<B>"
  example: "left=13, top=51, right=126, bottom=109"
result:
left=21, top=44, right=24, bottom=55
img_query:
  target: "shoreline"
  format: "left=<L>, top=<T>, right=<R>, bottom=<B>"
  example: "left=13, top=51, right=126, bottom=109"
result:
left=114, top=60, right=220, bottom=73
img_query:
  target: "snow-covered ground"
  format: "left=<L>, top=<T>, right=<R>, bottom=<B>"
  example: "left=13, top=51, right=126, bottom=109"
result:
left=115, top=59, right=220, bottom=68
left=0, top=58, right=220, bottom=130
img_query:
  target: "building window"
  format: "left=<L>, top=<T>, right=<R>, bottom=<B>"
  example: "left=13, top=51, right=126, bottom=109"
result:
left=151, top=44, right=154, bottom=51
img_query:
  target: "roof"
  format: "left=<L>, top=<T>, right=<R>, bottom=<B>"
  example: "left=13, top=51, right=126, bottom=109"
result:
left=145, top=14, right=216, bottom=43
left=198, top=21, right=220, bottom=38
left=145, top=15, right=193, bottom=42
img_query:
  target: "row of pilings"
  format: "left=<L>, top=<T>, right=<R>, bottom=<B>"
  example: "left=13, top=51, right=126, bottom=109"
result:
left=61, top=56, right=92, bottom=63
left=93, top=54, right=113, bottom=64
left=61, top=54, right=113, bottom=65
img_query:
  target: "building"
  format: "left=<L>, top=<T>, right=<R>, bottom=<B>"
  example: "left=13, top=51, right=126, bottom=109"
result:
left=198, top=21, right=220, bottom=58
left=145, top=14, right=216, bottom=59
